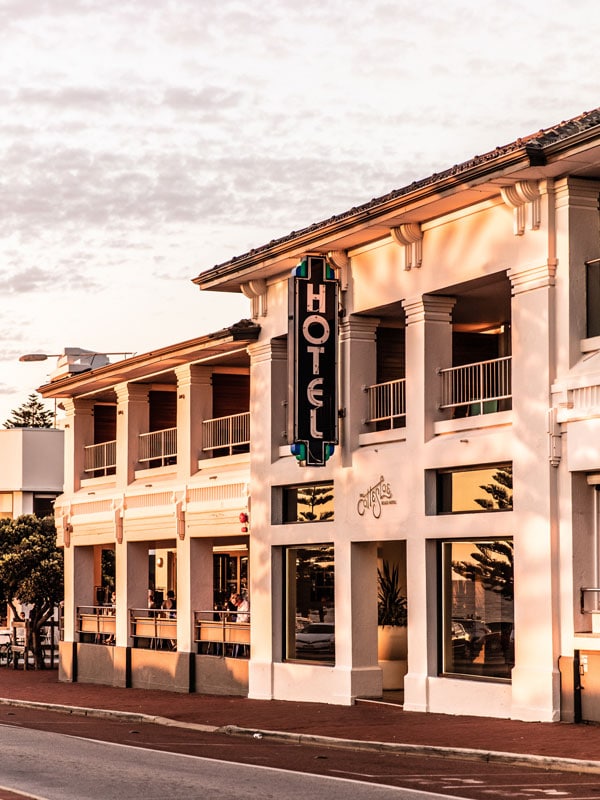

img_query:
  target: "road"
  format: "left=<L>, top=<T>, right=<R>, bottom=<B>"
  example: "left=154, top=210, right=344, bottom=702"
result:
left=0, top=722, right=456, bottom=800
left=1, top=706, right=600, bottom=799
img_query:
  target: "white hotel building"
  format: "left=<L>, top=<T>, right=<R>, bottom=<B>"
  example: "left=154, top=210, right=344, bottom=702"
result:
left=41, top=108, right=600, bottom=723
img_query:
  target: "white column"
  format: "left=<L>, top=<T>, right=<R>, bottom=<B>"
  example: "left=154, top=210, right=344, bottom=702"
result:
left=61, top=398, right=94, bottom=493
left=508, top=258, right=560, bottom=721
left=175, top=364, right=212, bottom=477
left=332, top=540, right=382, bottom=703
left=338, top=316, right=379, bottom=465
left=177, top=536, right=213, bottom=652
left=114, top=540, right=148, bottom=647
left=247, top=339, right=286, bottom=700
left=115, top=383, right=149, bottom=489
left=402, top=295, right=456, bottom=443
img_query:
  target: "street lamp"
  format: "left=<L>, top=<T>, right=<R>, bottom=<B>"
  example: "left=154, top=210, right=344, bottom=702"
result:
left=19, top=352, right=133, bottom=362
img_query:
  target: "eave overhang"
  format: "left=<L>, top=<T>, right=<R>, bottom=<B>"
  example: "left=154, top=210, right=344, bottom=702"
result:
left=38, top=320, right=260, bottom=400
left=193, top=108, right=600, bottom=293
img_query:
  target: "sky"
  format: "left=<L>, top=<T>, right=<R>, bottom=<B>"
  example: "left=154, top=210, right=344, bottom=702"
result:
left=1, top=0, right=599, bottom=424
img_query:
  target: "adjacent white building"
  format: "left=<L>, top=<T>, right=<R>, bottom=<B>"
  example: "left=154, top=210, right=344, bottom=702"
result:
left=0, top=428, right=64, bottom=520
left=41, top=107, right=600, bottom=723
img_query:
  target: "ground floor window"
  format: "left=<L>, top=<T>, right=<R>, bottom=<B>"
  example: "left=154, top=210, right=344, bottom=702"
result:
left=441, top=538, right=514, bottom=680
left=284, top=543, right=335, bottom=664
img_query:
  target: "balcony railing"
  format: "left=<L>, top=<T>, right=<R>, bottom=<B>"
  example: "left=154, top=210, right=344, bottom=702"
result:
left=84, top=440, right=116, bottom=476
left=130, top=608, right=177, bottom=650
left=202, top=412, right=250, bottom=456
left=77, top=605, right=116, bottom=645
left=364, top=378, right=406, bottom=429
left=138, top=427, right=177, bottom=467
left=439, top=356, right=512, bottom=415
left=194, top=610, right=250, bottom=658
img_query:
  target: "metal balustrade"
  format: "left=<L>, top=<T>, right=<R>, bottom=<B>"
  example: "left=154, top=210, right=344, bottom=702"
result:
left=202, top=412, right=250, bottom=455
left=138, top=427, right=177, bottom=466
left=365, top=378, right=406, bottom=428
left=83, top=440, right=116, bottom=475
left=194, top=610, right=250, bottom=658
left=130, top=608, right=177, bottom=650
left=439, top=356, right=511, bottom=415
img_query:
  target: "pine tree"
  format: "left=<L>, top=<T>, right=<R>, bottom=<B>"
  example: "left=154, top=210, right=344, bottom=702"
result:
left=0, top=515, right=63, bottom=668
left=3, top=393, right=54, bottom=429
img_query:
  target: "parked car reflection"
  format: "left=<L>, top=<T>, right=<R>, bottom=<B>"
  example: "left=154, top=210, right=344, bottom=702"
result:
left=295, top=622, right=335, bottom=655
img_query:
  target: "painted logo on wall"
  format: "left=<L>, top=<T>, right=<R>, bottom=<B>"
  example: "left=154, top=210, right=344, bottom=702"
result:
left=357, top=476, right=396, bottom=519
left=288, top=255, right=338, bottom=467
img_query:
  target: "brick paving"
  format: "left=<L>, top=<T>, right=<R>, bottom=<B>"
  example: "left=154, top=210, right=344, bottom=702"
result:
left=0, top=667, right=600, bottom=764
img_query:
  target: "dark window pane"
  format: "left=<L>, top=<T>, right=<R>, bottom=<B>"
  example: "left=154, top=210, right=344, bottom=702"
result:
left=437, top=464, right=512, bottom=513
left=282, top=482, right=334, bottom=523
left=587, top=261, right=600, bottom=338
left=284, top=544, right=335, bottom=664
left=441, top=539, right=514, bottom=680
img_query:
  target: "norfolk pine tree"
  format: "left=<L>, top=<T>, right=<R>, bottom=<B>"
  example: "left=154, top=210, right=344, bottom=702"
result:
left=3, top=393, right=54, bottom=429
left=0, top=515, right=63, bottom=668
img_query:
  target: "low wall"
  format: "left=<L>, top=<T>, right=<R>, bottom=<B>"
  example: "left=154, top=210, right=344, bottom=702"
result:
left=58, top=642, right=249, bottom=696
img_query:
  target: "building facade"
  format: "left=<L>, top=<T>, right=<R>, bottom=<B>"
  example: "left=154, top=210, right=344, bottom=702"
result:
left=42, top=108, right=600, bottom=723
left=0, top=428, right=63, bottom=520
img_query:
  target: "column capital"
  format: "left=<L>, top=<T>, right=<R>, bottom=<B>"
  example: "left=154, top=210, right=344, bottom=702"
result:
left=402, top=294, right=456, bottom=325
left=339, top=315, right=380, bottom=342
left=174, top=363, right=212, bottom=388
left=61, top=397, right=95, bottom=417
left=508, top=262, right=557, bottom=295
left=248, top=338, right=286, bottom=364
left=115, top=382, right=150, bottom=404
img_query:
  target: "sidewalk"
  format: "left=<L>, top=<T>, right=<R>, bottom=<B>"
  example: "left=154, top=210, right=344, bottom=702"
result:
left=2, top=668, right=600, bottom=774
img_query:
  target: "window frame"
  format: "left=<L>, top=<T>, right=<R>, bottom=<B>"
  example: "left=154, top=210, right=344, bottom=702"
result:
left=438, top=537, right=514, bottom=683
left=283, top=543, right=335, bottom=666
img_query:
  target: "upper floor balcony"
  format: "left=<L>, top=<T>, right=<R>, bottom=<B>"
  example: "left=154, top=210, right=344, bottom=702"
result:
left=82, top=411, right=251, bottom=478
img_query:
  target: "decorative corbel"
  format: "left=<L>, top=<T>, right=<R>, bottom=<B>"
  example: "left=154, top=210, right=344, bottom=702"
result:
left=240, top=278, right=268, bottom=318
left=548, top=407, right=562, bottom=467
left=62, top=515, right=73, bottom=548
left=500, top=180, right=541, bottom=236
left=390, top=223, right=423, bottom=270
left=326, top=250, right=349, bottom=291
left=113, top=499, right=124, bottom=544
left=174, top=499, right=185, bottom=540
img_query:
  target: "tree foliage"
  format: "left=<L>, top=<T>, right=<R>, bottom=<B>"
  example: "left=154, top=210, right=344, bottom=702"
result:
left=473, top=464, right=513, bottom=511
left=452, top=540, right=514, bottom=601
left=3, top=393, right=54, bottom=429
left=0, top=515, right=63, bottom=668
left=377, top=560, right=407, bottom=626
left=297, top=484, right=334, bottom=522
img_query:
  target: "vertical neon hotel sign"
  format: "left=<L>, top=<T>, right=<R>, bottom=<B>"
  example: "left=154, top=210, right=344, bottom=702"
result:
left=289, top=255, right=338, bottom=466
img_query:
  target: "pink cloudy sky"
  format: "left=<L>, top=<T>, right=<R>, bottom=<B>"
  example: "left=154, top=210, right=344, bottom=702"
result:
left=1, top=0, right=598, bottom=422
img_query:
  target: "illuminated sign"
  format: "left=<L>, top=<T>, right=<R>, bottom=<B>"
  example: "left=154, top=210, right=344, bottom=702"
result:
left=289, top=256, right=338, bottom=466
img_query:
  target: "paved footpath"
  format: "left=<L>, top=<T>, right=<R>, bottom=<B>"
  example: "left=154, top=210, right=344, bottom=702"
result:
left=1, top=668, right=600, bottom=774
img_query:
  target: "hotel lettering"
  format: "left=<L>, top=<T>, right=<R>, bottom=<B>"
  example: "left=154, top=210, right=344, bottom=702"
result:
left=289, top=256, right=338, bottom=466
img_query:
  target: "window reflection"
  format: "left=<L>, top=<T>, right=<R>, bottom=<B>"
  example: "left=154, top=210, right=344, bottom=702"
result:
left=283, top=482, right=334, bottom=523
left=442, top=539, right=514, bottom=680
left=437, top=464, right=512, bottom=513
left=285, top=544, right=335, bottom=664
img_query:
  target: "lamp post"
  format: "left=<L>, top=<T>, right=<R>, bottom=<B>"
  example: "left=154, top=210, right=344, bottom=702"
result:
left=19, top=352, right=133, bottom=362
left=19, top=350, right=133, bottom=427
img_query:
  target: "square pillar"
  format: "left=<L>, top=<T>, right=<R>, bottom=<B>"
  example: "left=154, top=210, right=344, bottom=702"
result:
left=115, top=383, right=149, bottom=488
left=175, top=364, right=212, bottom=477
left=176, top=536, right=213, bottom=652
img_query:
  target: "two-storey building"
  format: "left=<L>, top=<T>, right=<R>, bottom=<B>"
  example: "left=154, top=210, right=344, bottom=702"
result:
left=42, top=107, right=600, bottom=722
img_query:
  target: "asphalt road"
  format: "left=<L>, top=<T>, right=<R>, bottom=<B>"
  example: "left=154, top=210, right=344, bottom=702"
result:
left=1, top=705, right=600, bottom=800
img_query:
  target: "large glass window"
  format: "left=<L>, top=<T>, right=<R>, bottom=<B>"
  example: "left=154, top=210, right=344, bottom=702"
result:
left=436, top=464, right=512, bottom=514
left=281, top=482, right=334, bottom=523
left=0, top=493, right=13, bottom=520
left=587, top=259, right=600, bottom=338
left=284, top=544, right=335, bottom=664
left=441, top=538, right=514, bottom=680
